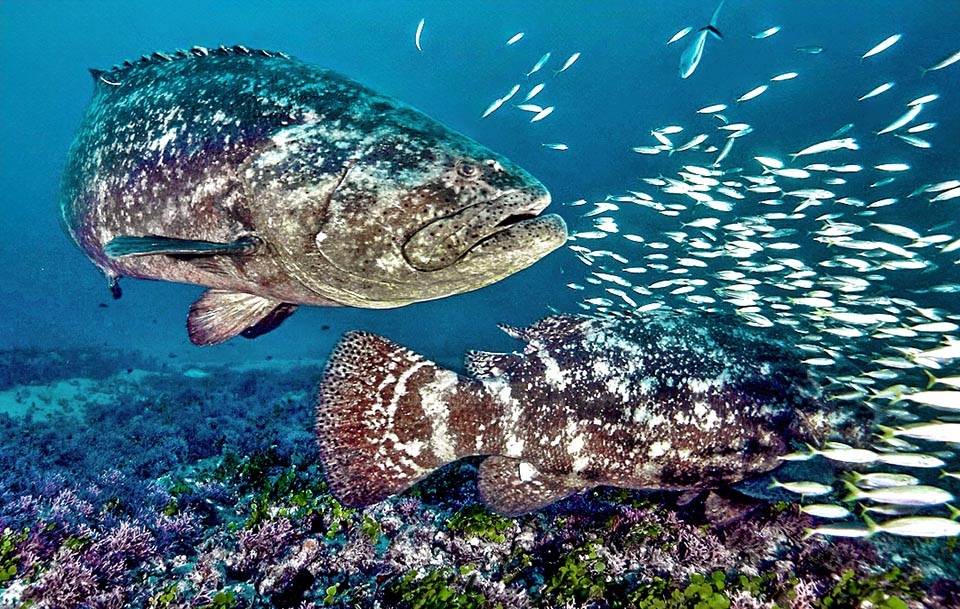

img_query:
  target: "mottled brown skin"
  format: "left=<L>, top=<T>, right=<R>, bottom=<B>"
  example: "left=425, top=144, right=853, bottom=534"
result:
left=317, top=310, right=859, bottom=515
left=60, top=46, right=566, bottom=343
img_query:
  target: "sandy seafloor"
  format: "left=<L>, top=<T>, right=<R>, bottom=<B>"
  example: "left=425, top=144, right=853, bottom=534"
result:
left=2, top=1, right=960, bottom=607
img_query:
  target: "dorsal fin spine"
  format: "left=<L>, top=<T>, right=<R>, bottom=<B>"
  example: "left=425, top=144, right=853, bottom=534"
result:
left=89, top=45, right=291, bottom=80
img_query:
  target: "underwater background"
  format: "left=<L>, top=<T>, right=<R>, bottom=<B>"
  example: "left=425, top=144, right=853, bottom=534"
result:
left=2, top=1, right=960, bottom=607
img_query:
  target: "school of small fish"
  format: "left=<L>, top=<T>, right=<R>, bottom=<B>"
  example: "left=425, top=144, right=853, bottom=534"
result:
left=410, top=12, right=960, bottom=539
left=561, top=27, right=960, bottom=539
left=423, top=27, right=578, bottom=150
left=455, top=28, right=581, bottom=149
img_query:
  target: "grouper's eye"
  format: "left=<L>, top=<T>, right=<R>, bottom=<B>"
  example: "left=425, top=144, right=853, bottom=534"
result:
left=457, top=162, right=479, bottom=179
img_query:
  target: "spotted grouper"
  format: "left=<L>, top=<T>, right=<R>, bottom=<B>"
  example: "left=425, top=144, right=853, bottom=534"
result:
left=60, top=46, right=567, bottom=345
left=316, top=309, right=866, bottom=515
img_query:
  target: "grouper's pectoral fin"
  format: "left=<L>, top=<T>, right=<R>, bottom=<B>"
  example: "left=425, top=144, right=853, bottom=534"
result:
left=187, top=289, right=297, bottom=346
left=104, top=234, right=260, bottom=258
left=477, top=456, right=585, bottom=516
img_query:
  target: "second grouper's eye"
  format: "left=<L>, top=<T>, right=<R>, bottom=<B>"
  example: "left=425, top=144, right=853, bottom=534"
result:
left=457, top=162, right=479, bottom=179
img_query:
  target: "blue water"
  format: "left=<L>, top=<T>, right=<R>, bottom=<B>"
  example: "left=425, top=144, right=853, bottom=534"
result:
left=2, top=1, right=960, bottom=605
left=2, top=1, right=959, bottom=365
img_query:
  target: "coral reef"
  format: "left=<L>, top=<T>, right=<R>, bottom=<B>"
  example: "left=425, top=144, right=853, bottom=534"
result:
left=0, top=347, right=955, bottom=608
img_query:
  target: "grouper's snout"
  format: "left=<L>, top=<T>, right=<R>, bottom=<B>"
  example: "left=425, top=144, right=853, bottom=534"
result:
left=403, top=188, right=560, bottom=272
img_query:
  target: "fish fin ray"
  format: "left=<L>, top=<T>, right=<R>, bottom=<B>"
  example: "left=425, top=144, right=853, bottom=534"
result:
left=477, top=456, right=583, bottom=515
left=92, top=46, right=291, bottom=82
left=186, top=289, right=289, bottom=346
left=103, top=234, right=260, bottom=258
left=316, top=331, right=470, bottom=507
left=464, top=350, right=520, bottom=378
left=239, top=302, right=298, bottom=339
left=496, top=323, right=526, bottom=340
left=500, top=314, right=592, bottom=346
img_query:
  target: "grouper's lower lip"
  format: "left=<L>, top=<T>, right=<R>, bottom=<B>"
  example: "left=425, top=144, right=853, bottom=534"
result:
left=457, top=213, right=568, bottom=270
left=403, top=191, right=560, bottom=272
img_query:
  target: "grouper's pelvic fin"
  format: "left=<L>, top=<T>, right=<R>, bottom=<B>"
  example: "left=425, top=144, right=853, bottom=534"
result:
left=316, top=331, right=489, bottom=508
left=104, top=234, right=261, bottom=258
left=187, top=289, right=297, bottom=346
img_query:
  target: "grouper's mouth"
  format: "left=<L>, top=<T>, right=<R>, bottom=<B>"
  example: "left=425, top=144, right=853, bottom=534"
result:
left=402, top=191, right=566, bottom=272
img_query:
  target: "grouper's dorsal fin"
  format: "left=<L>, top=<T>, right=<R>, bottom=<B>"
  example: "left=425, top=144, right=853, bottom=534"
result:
left=477, top=456, right=585, bottom=516
left=464, top=350, right=521, bottom=379
left=92, top=45, right=293, bottom=83
left=498, top=314, right=594, bottom=348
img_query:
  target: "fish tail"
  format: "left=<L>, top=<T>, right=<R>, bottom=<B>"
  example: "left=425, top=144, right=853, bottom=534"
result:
left=875, top=424, right=897, bottom=441
left=924, top=369, right=939, bottom=388
left=841, top=470, right=862, bottom=485
left=947, top=504, right=960, bottom=520
left=841, top=480, right=863, bottom=502
left=316, top=331, right=490, bottom=507
left=705, top=25, right=723, bottom=40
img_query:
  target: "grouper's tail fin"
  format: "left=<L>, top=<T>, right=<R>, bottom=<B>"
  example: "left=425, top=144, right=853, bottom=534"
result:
left=316, top=331, right=488, bottom=508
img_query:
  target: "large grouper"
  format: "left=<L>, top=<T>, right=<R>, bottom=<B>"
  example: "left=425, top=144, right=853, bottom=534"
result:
left=316, top=309, right=871, bottom=515
left=60, top=46, right=567, bottom=345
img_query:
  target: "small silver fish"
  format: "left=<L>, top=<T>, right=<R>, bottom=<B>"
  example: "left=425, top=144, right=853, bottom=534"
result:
left=803, top=523, right=871, bottom=539
left=415, top=18, right=425, bottom=52
left=877, top=103, right=923, bottom=135
left=530, top=106, right=555, bottom=123
left=770, top=72, right=798, bottom=81
left=800, top=503, right=851, bottom=519
left=697, top=103, right=727, bottom=114
left=752, top=26, right=781, bottom=40
left=527, top=52, right=551, bottom=77
left=505, top=32, right=525, bottom=46
left=523, top=83, right=545, bottom=101
left=909, top=93, right=939, bottom=106
left=679, top=0, right=724, bottom=79
left=555, top=52, right=581, bottom=75
left=667, top=27, right=693, bottom=45
left=861, top=34, right=901, bottom=60
left=737, top=84, right=768, bottom=103
left=844, top=483, right=954, bottom=506
left=866, top=514, right=960, bottom=538
left=770, top=478, right=834, bottom=496
left=893, top=133, right=931, bottom=148
left=922, top=48, right=960, bottom=75
left=858, top=81, right=894, bottom=101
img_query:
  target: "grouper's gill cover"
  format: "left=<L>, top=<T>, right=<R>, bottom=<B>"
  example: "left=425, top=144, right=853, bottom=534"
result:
left=59, top=46, right=567, bottom=345
left=316, top=309, right=872, bottom=515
